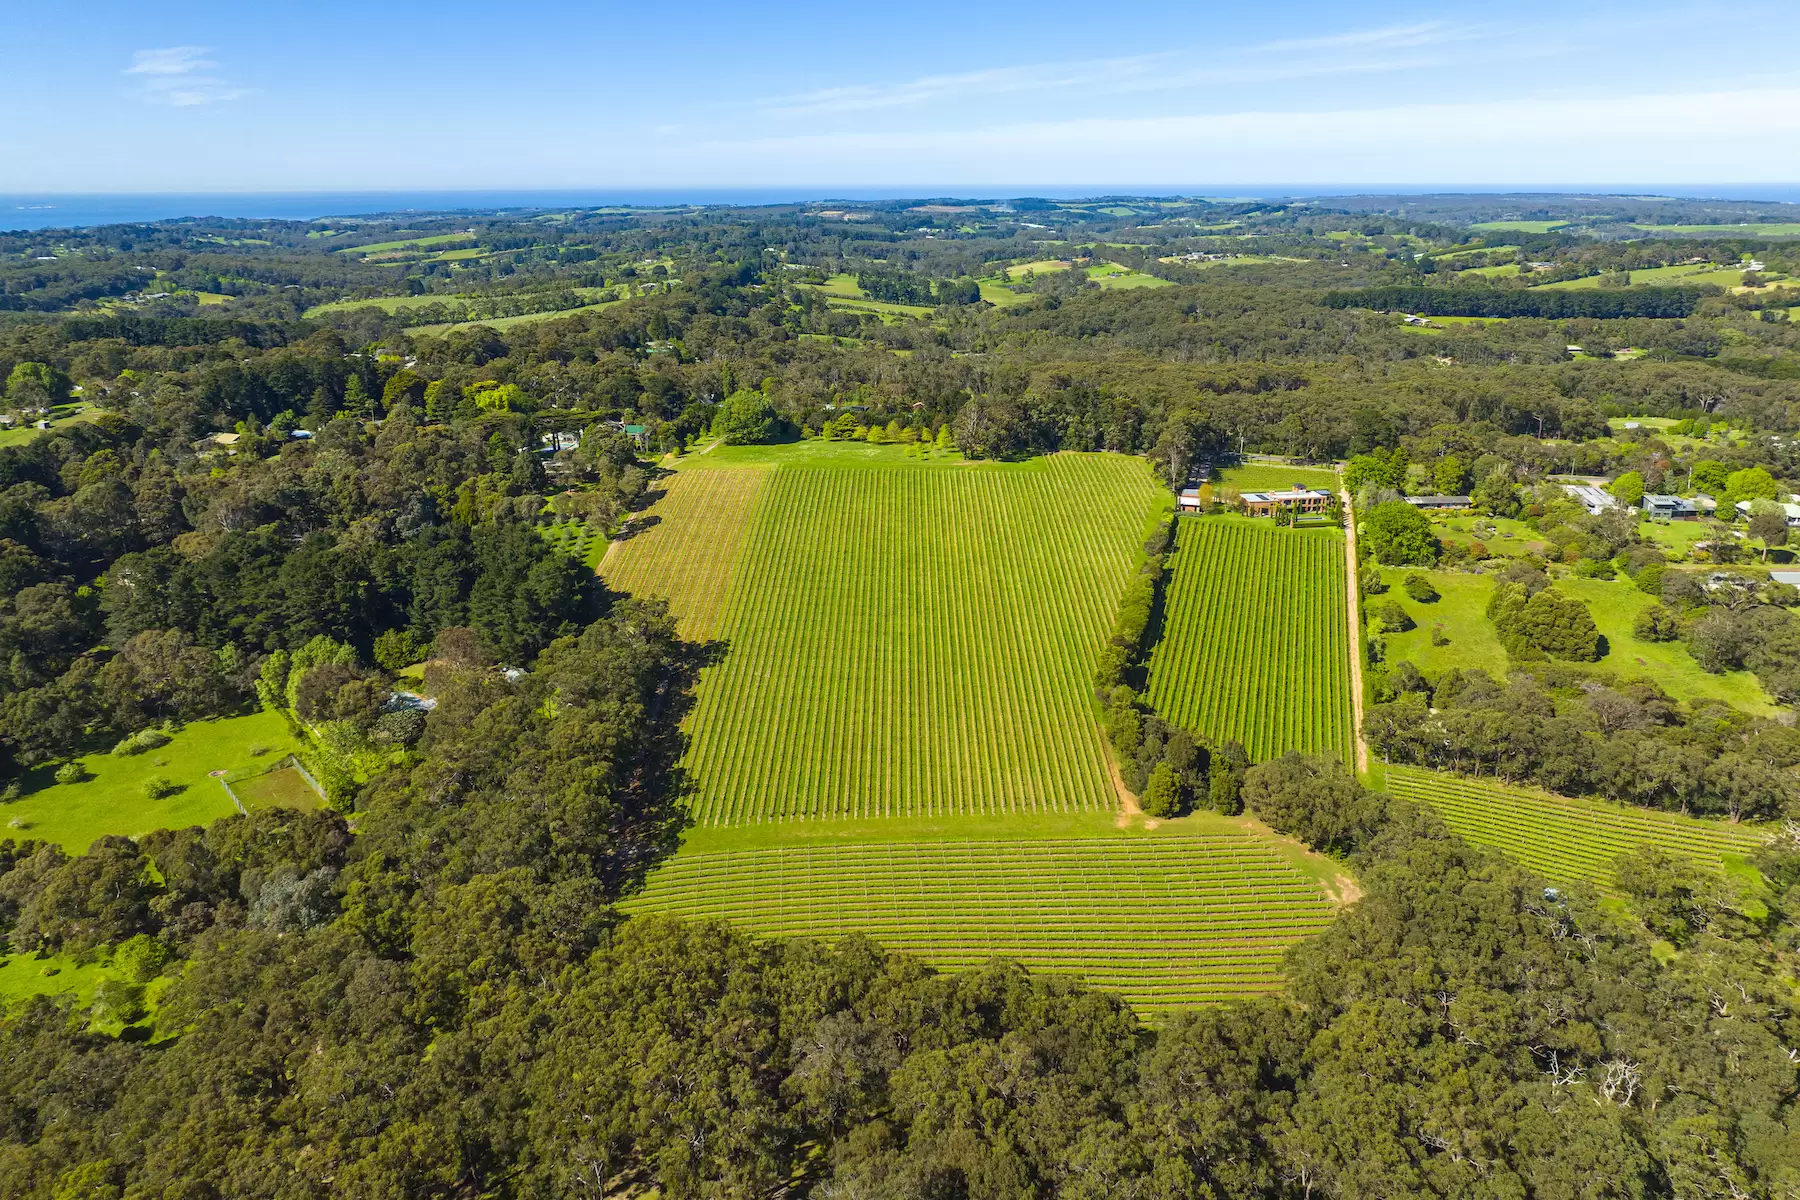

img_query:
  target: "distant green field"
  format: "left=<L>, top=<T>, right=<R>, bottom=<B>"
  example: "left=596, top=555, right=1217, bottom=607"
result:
left=1468, top=220, right=1568, bottom=233
left=1632, top=224, right=1800, bottom=237
left=623, top=814, right=1342, bottom=1015
left=2, top=710, right=303, bottom=852
left=1147, top=517, right=1354, bottom=763
left=410, top=296, right=626, bottom=334
left=308, top=286, right=614, bottom=321
left=802, top=274, right=936, bottom=320
left=0, top=403, right=94, bottom=449
left=1387, top=766, right=1768, bottom=890
left=304, top=293, right=462, bottom=318
left=338, top=232, right=475, bottom=256
left=1004, top=259, right=1073, bottom=278
left=1086, top=263, right=1174, bottom=290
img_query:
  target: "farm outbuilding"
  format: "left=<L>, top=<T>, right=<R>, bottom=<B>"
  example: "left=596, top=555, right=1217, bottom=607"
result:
left=1406, top=495, right=1471, bottom=510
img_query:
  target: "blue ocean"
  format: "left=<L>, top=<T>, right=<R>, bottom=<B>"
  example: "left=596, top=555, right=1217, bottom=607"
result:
left=4, top=186, right=1798, bottom=232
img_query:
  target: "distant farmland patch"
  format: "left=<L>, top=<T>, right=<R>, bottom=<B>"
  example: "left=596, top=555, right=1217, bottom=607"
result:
left=1467, top=220, right=1568, bottom=233
left=1147, top=518, right=1353, bottom=763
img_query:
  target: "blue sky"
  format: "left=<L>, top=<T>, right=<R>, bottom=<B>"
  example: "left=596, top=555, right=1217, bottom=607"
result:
left=2, top=0, right=1797, bottom=192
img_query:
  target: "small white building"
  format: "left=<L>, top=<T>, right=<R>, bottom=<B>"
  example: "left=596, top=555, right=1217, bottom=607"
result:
left=1563, top=484, right=1618, bottom=515
left=1734, top=500, right=1800, bottom=527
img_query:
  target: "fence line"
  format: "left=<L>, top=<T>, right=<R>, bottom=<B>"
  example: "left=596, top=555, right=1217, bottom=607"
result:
left=287, top=755, right=328, bottom=803
left=217, top=776, right=247, bottom=816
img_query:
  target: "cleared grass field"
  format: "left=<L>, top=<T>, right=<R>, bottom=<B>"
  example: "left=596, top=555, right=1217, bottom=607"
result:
left=539, top=517, right=608, bottom=570
left=2, top=710, right=302, bottom=852
left=623, top=820, right=1339, bottom=1014
left=1215, top=463, right=1341, bottom=492
left=1147, top=518, right=1354, bottom=762
left=1387, top=765, right=1769, bottom=889
left=605, top=447, right=1169, bottom=823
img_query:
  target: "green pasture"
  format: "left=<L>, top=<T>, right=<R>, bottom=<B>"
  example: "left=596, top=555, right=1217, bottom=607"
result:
left=1148, top=516, right=1354, bottom=763
left=1433, top=245, right=1522, bottom=260
left=0, top=402, right=94, bottom=450
left=1462, top=264, right=1520, bottom=278
left=539, top=517, right=607, bottom=569
left=1387, top=766, right=1768, bottom=890
left=1631, top=224, right=1800, bottom=237
left=1467, top=220, right=1567, bottom=233
left=1086, top=263, right=1174, bottom=290
left=1004, top=259, right=1073, bottom=279
left=623, top=810, right=1345, bottom=1015
left=1428, top=514, right=1548, bottom=558
left=978, top=280, right=1032, bottom=306
left=1560, top=576, right=1778, bottom=714
left=1, top=709, right=304, bottom=853
left=304, top=292, right=460, bottom=318
left=1375, top=568, right=1776, bottom=713
left=1214, top=463, right=1341, bottom=492
left=801, top=274, right=936, bottom=320
left=337, top=232, right=475, bottom=256
left=411, top=296, right=625, bottom=334
left=1637, top=520, right=1714, bottom=556
left=0, top=946, right=179, bottom=1033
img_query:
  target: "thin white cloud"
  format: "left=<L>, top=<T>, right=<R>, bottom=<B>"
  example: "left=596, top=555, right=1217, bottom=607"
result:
left=668, top=86, right=1800, bottom=185
left=125, top=46, right=248, bottom=106
left=758, top=22, right=1496, bottom=116
left=126, top=46, right=215, bottom=76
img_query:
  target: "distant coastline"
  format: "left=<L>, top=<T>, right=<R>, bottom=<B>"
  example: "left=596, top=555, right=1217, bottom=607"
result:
left=5, top=185, right=1800, bottom=232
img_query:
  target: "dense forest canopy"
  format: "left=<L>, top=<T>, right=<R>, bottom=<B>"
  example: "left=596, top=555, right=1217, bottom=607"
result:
left=3, top=193, right=1800, bottom=1196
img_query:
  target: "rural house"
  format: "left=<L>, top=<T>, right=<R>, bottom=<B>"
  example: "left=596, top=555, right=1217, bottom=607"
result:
left=1642, top=494, right=1701, bottom=520
left=1405, top=495, right=1471, bottom=510
left=1240, top=486, right=1332, bottom=517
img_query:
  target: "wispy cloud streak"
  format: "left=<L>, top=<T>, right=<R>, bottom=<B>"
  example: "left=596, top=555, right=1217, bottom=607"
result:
left=126, top=46, right=248, bottom=106
left=757, top=23, right=1496, bottom=116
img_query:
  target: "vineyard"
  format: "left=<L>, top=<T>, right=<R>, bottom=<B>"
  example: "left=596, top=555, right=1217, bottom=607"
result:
left=1387, top=765, right=1769, bottom=887
left=600, top=466, right=771, bottom=640
left=608, top=449, right=1170, bottom=824
left=622, top=831, right=1339, bottom=1014
left=1146, top=518, right=1354, bottom=762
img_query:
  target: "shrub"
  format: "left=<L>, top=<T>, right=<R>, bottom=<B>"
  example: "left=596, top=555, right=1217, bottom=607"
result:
left=141, top=776, right=181, bottom=800
left=1633, top=604, right=1681, bottom=643
left=1141, top=762, right=1183, bottom=818
left=1358, top=563, right=1388, bottom=595
left=1401, top=573, right=1439, bottom=603
left=111, top=727, right=172, bottom=757
left=1635, top=562, right=1667, bottom=596
left=373, top=628, right=427, bottom=671
left=1373, top=601, right=1414, bottom=633
left=1431, top=625, right=1450, bottom=647
left=53, top=762, right=86, bottom=785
